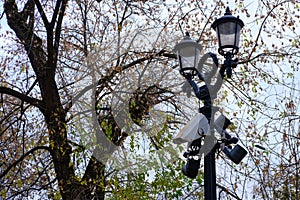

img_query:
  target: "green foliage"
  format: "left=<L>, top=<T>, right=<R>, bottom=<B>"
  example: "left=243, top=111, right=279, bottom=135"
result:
left=106, top=160, right=204, bottom=199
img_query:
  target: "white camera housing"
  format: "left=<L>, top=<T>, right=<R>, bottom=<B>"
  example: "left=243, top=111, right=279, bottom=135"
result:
left=214, top=113, right=227, bottom=134
left=173, top=113, right=210, bottom=145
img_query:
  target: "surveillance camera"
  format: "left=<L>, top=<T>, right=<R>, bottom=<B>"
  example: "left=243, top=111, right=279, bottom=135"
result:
left=214, top=113, right=231, bottom=134
left=182, top=158, right=200, bottom=179
left=173, top=113, right=210, bottom=145
left=223, top=144, right=247, bottom=164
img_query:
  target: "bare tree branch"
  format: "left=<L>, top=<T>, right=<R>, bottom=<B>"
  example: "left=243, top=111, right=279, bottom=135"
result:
left=54, top=0, right=68, bottom=59
left=0, top=86, right=44, bottom=111
left=33, top=0, right=50, bottom=28
left=0, top=146, right=51, bottom=180
left=247, top=0, right=292, bottom=60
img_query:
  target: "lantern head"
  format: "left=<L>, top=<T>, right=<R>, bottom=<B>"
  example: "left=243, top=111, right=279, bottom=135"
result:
left=212, top=7, right=244, bottom=57
left=173, top=32, right=202, bottom=78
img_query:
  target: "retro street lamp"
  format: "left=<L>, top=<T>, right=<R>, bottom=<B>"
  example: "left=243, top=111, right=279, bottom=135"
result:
left=212, top=7, right=244, bottom=57
left=173, top=32, right=202, bottom=78
left=173, top=7, right=247, bottom=200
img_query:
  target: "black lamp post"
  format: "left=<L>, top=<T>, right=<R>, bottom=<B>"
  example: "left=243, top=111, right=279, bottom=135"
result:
left=174, top=7, right=247, bottom=200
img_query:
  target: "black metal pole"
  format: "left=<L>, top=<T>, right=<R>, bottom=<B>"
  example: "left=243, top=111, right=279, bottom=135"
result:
left=185, top=55, right=223, bottom=199
left=197, top=87, right=217, bottom=200
left=201, top=103, right=217, bottom=200
left=204, top=148, right=217, bottom=200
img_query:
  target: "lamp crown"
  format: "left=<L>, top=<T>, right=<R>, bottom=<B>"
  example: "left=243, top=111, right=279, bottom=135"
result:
left=224, top=7, right=231, bottom=15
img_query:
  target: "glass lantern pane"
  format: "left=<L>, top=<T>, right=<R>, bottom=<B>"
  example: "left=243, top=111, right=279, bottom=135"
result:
left=178, top=47, right=200, bottom=69
left=180, top=56, right=194, bottom=69
left=217, top=22, right=242, bottom=47
left=179, top=46, right=196, bottom=57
